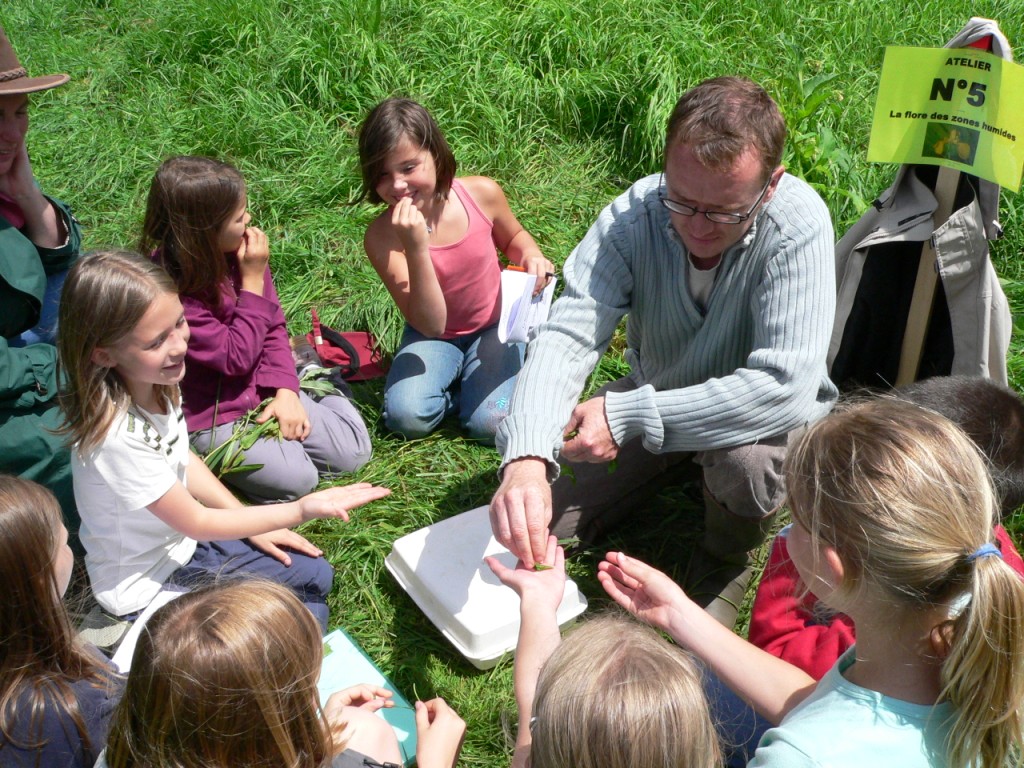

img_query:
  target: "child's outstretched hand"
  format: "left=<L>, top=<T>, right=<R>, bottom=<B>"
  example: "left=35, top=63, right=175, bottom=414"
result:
left=486, top=535, right=566, bottom=611
left=237, top=226, right=270, bottom=294
left=415, top=697, right=466, bottom=768
left=598, top=551, right=690, bottom=635
left=392, top=197, right=430, bottom=254
left=298, top=482, right=391, bottom=522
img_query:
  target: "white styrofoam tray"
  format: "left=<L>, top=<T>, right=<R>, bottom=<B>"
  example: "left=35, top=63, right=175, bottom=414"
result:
left=385, top=505, right=588, bottom=669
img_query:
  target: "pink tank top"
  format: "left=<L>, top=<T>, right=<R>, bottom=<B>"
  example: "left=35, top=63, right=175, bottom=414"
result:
left=430, top=180, right=501, bottom=338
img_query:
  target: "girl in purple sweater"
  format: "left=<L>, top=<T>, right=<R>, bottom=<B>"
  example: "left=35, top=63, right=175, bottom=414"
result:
left=142, top=156, right=371, bottom=503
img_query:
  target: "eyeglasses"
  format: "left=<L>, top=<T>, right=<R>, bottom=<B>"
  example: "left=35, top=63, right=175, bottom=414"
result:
left=659, top=173, right=773, bottom=225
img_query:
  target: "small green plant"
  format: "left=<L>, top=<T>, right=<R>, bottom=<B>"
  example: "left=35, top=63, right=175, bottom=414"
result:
left=202, top=368, right=348, bottom=477
left=201, top=399, right=280, bottom=478
left=774, top=38, right=872, bottom=225
left=298, top=366, right=349, bottom=399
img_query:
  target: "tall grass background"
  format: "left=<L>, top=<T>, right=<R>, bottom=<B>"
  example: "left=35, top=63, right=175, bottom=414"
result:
left=7, top=1, right=1023, bottom=763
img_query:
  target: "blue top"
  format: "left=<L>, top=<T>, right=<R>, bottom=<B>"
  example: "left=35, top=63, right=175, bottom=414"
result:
left=1, top=659, right=122, bottom=768
left=749, top=647, right=955, bottom=767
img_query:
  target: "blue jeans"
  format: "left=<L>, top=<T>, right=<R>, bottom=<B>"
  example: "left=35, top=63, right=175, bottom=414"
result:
left=166, top=539, right=334, bottom=633
left=383, top=323, right=523, bottom=444
left=9, top=269, right=67, bottom=347
left=703, top=665, right=773, bottom=767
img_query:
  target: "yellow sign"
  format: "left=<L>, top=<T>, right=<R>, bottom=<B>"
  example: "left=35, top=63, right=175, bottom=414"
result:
left=868, top=46, right=1024, bottom=190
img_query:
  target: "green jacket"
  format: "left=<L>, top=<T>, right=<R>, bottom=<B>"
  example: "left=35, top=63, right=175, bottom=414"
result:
left=0, top=196, right=82, bottom=536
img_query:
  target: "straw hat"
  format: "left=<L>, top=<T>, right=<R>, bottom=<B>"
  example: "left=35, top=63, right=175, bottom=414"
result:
left=0, top=26, right=69, bottom=95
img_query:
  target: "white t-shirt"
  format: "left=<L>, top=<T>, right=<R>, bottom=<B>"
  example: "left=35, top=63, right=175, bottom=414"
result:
left=73, top=399, right=197, bottom=616
left=687, top=256, right=719, bottom=312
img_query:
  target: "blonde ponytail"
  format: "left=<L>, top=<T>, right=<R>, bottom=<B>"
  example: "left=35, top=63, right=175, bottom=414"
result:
left=942, top=548, right=1024, bottom=768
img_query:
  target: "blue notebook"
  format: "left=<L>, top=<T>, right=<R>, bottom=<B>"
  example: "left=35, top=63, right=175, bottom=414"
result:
left=318, top=628, right=417, bottom=766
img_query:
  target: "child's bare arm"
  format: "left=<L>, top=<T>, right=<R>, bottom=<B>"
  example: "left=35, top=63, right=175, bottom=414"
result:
left=599, top=551, right=817, bottom=724
left=186, top=459, right=318, bottom=562
left=149, top=458, right=390, bottom=542
left=487, top=537, right=566, bottom=766
left=364, top=208, right=447, bottom=337
left=185, top=451, right=243, bottom=508
left=462, top=176, right=554, bottom=295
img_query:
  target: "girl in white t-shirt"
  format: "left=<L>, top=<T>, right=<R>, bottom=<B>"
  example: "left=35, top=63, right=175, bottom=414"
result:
left=57, top=250, right=390, bottom=630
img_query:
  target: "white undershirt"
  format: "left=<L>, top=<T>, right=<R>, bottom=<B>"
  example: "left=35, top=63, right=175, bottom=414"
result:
left=688, top=257, right=719, bottom=311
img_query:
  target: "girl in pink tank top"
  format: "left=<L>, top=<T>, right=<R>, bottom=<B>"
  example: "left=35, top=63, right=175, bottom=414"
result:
left=358, top=98, right=553, bottom=444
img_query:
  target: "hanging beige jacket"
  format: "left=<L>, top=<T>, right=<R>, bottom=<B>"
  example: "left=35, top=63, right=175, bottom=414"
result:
left=829, top=17, right=1012, bottom=388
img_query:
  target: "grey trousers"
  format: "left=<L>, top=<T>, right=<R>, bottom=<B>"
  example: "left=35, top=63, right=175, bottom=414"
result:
left=549, top=378, right=795, bottom=544
left=190, top=390, right=372, bottom=503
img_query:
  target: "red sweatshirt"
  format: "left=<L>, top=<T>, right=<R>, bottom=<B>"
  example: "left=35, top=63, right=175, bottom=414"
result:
left=748, top=523, right=1024, bottom=680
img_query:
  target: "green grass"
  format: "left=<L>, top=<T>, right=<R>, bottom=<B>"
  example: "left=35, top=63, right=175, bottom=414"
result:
left=8, top=1, right=1024, bottom=764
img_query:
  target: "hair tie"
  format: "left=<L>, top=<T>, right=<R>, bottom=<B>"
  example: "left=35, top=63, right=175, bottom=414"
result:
left=966, top=542, right=1003, bottom=563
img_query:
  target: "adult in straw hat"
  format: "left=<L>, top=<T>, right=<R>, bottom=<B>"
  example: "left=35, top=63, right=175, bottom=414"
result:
left=0, top=25, right=84, bottom=546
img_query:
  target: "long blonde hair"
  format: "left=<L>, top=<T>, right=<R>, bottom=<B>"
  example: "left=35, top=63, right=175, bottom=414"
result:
left=530, top=613, right=720, bottom=768
left=57, top=250, right=180, bottom=454
left=785, top=398, right=1024, bottom=768
left=105, top=580, right=333, bottom=768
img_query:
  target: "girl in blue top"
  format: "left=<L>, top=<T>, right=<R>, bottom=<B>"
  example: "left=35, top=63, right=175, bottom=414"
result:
left=0, top=475, right=122, bottom=768
left=601, top=398, right=1024, bottom=768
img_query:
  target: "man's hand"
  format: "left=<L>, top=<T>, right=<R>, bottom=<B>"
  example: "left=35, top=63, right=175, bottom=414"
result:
left=561, top=396, right=618, bottom=463
left=246, top=528, right=322, bottom=567
left=490, top=458, right=551, bottom=569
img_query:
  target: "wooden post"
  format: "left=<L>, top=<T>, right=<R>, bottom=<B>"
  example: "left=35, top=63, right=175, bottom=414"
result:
left=894, top=165, right=961, bottom=385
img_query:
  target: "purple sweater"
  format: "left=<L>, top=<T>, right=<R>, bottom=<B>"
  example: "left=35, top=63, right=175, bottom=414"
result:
left=178, top=260, right=299, bottom=433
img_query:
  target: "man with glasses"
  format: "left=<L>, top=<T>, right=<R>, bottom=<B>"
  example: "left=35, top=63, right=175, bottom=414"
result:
left=490, top=76, right=837, bottom=628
